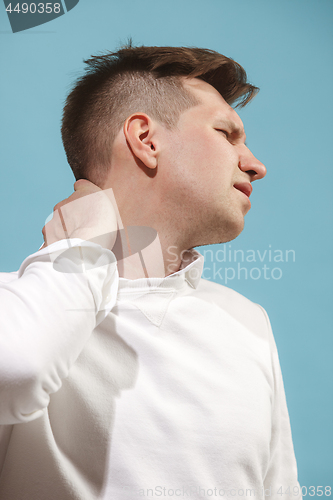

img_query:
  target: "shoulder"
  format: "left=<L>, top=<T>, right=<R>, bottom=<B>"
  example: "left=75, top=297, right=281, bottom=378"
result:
left=194, top=277, right=271, bottom=337
left=0, top=271, right=19, bottom=284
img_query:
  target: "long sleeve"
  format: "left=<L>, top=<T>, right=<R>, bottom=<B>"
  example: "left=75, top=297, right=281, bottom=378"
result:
left=0, top=239, right=118, bottom=425
left=259, top=306, right=302, bottom=499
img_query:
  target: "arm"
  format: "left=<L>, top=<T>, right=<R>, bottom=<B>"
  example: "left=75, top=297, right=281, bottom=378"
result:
left=259, top=306, right=302, bottom=499
left=0, top=181, right=119, bottom=425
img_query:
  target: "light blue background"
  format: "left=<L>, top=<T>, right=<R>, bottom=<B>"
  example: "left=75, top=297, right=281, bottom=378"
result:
left=1, top=0, right=332, bottom=488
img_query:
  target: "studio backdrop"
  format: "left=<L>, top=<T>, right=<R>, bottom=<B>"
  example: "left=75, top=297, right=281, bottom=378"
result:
left=0, top=0, right=332, bottom=490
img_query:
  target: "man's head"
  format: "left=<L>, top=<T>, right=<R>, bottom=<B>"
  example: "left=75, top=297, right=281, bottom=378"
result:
left=61, top=43, right=258, bottom=186
left=61, top=44, right=266, bottom=256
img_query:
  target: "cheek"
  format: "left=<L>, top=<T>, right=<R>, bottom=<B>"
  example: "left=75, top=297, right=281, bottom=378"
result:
left=176, top=131, right=218, bottom=171
left=181, top=136, right=236, bottom=190
left=161, top=130, right=237, bottom=202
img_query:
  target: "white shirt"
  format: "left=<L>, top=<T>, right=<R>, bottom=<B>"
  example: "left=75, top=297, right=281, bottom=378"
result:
left=0, top=240, right=301, bottom=499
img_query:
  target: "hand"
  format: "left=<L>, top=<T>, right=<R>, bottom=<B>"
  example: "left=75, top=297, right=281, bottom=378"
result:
left=41, top=180, right=118, bottom=251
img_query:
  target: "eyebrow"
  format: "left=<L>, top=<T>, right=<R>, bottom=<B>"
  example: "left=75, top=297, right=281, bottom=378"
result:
left=216, top=119, right=247, bottom=144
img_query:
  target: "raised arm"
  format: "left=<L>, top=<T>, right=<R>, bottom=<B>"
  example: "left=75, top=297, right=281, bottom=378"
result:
left=0, top=181, right=119, bottom=424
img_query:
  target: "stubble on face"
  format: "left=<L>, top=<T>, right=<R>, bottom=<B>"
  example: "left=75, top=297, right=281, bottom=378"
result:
left=159, top=78, right=251, bottom=250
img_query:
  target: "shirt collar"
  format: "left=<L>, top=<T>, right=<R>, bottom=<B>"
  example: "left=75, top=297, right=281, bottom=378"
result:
left=118, top=249, right=204, bottom=292
left=177, top=248, right=204, bottom=288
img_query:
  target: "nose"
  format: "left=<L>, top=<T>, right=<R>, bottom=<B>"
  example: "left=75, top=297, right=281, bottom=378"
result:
left=238, top=146, right=267, bottom=181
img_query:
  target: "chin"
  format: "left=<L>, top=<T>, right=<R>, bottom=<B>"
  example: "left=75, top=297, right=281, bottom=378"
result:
left=216, top=213, right=245, bottom=243
left=194, top=217, right=245, bottom=247
left=225, top=220, right=245, bottom=242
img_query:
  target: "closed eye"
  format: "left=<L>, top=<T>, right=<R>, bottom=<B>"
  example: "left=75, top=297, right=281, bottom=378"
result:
left=216, top=129, right=229, bottom=138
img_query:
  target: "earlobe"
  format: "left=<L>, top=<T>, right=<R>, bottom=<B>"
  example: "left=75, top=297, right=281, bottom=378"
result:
left=124, top=113, right=158, bottom=170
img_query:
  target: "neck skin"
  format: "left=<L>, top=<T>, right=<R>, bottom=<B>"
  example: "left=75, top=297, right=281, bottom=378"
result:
left=105, top=187, right=193, bottom=280
left=100, top=165, right=192, bottom=280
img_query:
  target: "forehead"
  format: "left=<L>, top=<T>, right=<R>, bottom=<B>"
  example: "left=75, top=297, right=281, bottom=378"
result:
left=181, top=77, right=244, bottom=132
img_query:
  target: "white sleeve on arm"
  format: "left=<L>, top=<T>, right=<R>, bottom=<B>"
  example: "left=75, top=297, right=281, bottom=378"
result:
left=259, top=306, right=302, bottom=499
left=0, top=239, right=118, bottom=425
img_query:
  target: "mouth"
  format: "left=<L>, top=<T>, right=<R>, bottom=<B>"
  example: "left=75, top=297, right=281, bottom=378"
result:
left=233, top=182, right=253, bottom=198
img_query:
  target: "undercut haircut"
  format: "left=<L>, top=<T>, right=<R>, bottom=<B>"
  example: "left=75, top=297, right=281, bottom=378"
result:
left=61, top=43, right=259, bottom=185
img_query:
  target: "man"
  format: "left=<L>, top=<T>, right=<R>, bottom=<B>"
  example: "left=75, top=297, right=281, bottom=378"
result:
left=0, top=44, right=301, bottom=499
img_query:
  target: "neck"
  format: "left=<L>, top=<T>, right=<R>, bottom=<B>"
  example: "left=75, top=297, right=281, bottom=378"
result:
left=113, top=225, right=191, bottom=280
left=102, top=170, right=195, bottom=280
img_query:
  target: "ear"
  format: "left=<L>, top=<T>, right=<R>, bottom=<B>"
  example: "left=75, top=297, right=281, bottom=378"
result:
left=123, top=113, right=158, bottom=169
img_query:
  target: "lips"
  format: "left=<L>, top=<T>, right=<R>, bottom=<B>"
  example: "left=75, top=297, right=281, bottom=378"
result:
left=233, top=182, right=253, bottom=198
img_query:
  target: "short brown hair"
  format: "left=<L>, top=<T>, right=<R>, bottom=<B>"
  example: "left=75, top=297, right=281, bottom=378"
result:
left=61, top=43, right=258, bottom=185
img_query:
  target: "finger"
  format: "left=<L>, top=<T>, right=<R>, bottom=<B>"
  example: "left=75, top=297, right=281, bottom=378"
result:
left=42, top=210, right=66, bottom=249
left=57, top=206, right=70, bottom=240
left=41, top=225, right=46, bottom=243
left=53, top=202, right=62, bottom=212
left=74, top=179, right=100, bottom=192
